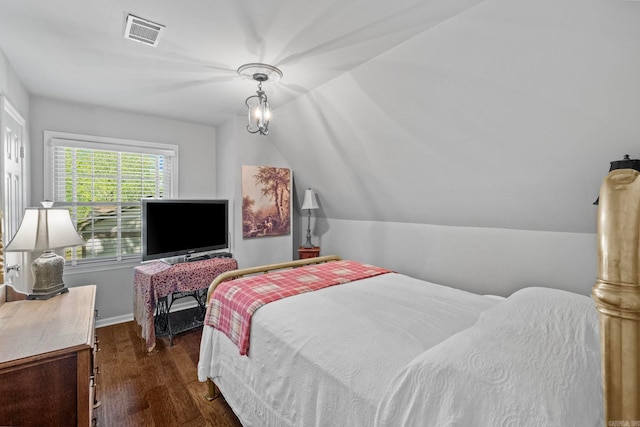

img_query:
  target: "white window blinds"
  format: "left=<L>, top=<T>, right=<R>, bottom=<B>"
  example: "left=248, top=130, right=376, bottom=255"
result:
left=46, top=132, right=177, bottom=264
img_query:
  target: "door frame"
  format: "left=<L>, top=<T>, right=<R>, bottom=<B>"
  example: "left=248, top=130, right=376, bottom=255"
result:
left=1, top=95, right=29, bottom=290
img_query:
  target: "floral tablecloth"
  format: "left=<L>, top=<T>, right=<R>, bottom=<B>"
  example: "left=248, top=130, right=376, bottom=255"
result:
left=133, top=257, right=238, bottom=351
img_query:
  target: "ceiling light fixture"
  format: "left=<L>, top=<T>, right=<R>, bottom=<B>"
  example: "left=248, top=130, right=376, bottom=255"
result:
left=237, top=63, right=283, bottom=136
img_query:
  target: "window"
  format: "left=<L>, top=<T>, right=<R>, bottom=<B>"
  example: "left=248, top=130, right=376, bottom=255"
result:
left=45, top=131, right=178, bottom=265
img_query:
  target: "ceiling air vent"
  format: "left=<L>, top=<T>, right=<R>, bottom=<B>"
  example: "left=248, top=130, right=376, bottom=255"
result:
left=124, top=14, right=165, bottom=47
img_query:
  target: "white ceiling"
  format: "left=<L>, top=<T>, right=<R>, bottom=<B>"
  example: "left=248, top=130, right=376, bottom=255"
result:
left=0, top=0, right=482, bottom=126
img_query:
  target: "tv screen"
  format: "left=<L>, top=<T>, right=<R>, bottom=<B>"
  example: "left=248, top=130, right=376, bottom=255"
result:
left=142, top=199, right=228, bottom=261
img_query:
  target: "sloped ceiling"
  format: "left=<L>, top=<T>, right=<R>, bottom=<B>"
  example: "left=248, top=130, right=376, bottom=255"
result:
left=0, top=0, right=482, bottom=125
left=1, top=0, right=639, bottom=235
left=273, top=0, right=640, bottom=233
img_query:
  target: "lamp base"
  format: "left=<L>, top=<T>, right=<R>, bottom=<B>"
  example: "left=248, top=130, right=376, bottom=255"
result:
left=28, top=284, right=69, bottom=300
left=28, top=250, right=68, bottom=300
left=303, top=210, right=315, bottom=248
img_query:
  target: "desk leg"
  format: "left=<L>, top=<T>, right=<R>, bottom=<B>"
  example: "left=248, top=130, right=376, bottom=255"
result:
left=154, top=296, right=174, bottom=346
left=195, top=288, right=207, bottom=320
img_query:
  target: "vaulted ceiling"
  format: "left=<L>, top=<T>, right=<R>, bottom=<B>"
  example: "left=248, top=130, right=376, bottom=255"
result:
left=0, top=0, right=482, bottom=126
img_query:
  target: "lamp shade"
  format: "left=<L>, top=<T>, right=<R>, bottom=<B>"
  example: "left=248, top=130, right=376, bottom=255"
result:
left=5, top=208, right=85, bottom=252
left=301, top=188, right=319, bottom=210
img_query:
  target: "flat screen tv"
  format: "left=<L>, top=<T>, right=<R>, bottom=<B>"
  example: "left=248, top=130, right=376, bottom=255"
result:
left=142, top=199, right=229, bottom=262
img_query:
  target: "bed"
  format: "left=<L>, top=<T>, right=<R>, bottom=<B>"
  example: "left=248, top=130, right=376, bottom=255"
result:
left=198, top=169, right=640, bottom=426
left=198, top=256, right=603, bottom=426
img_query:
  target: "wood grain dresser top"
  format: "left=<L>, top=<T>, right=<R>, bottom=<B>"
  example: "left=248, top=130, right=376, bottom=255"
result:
left=0, top=285, right=96, bottom=366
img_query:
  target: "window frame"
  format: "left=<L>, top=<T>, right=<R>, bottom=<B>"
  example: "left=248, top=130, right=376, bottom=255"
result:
left=44, top=131, right=179, bottom=271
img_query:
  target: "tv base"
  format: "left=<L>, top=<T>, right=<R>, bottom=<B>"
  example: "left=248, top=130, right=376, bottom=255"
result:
left=186, top=252, right=232, bottom=262
left=161, top=256, right=186, bottom=265
left=158, top=252, right=232, bottom=265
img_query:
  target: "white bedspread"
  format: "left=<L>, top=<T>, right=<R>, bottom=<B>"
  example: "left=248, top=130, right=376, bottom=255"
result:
left=375, top=287, right=603, bottom=426
left=198, top=272, right=499, bottom=426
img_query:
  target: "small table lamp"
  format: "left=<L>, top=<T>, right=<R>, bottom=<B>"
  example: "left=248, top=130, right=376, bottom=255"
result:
left=5, top=202, right=85, bottom=300
left=301, top=188, right=319, bottom=248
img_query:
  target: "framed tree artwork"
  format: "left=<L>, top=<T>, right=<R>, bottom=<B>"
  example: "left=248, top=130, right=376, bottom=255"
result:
left=241, top=165, right=291, bottom=239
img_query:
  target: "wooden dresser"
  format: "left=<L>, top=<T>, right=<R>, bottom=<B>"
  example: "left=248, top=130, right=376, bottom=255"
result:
left=0, top=285, right=98, bottom=427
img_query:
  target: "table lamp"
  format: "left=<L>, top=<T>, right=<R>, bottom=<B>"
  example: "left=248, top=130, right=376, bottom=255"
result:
left=5, top=202, right=85, bottom=299
left=301, top=188, right=319, bottom=248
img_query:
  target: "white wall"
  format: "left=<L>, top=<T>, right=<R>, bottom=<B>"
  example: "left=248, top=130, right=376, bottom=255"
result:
left=319, top=218, right=596, bottom=297
left=0, top=49, right=29, bottom=119
left=275, top=0, right=640, bottom=234
left=5, top=0, right=632, bottom=321
left=216, top=116, right=293, bottom=269
left=29, top=96, right=217, bottom=323
left=269, top=0, right=638, bottom=295
left=30, top=96, right=217, bottom=203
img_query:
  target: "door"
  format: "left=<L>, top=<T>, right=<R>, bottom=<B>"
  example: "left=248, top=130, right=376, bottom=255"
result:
left=1, top=96, right=28, bottom=291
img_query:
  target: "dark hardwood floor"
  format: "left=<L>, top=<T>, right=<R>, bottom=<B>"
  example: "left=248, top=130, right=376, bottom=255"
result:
left=94, top=321, right=242, bottom=427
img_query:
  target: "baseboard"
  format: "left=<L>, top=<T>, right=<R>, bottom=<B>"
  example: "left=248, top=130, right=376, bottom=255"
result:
left=96, top=299, right=200, bottom=329
left=96, top=313, right=134, bottom=328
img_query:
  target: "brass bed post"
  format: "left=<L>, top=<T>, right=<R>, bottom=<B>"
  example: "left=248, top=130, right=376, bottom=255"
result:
left=592, top=169, right=640, bottom=424
left=205, top=378, right=220, bottom=401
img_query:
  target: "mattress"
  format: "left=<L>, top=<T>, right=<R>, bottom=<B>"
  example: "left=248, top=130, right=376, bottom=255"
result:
left=198, top=272, right=500, bottom=426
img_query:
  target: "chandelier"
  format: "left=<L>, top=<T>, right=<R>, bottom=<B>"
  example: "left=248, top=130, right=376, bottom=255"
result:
left=237, top=63, right=283, bottom=135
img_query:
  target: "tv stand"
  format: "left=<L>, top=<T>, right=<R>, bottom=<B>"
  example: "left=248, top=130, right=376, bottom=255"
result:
left=134, top=256, right=238, bottom=351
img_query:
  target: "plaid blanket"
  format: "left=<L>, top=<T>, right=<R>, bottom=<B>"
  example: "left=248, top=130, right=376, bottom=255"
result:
left=204, top=260, right=392, bottom=355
